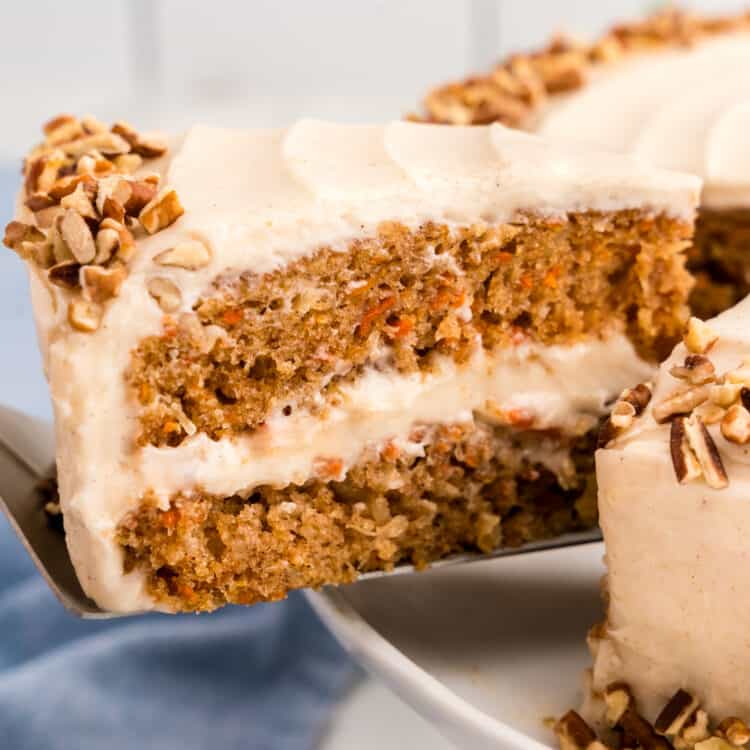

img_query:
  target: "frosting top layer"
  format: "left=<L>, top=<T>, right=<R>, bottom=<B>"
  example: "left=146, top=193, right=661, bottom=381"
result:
left=537, top=33, right=750, bottom=209
left=169, top=121, right=699, bottom=275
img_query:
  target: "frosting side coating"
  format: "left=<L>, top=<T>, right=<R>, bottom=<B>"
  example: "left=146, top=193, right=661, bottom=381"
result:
left=591, top=295, right=750, bottom=721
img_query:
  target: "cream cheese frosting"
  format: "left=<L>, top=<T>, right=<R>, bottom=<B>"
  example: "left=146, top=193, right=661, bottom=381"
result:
left=591, top=295, right=750, bottom=722
left=537, top=33, right=750, bottom=209
left=21, top=120, right=700, bottom=612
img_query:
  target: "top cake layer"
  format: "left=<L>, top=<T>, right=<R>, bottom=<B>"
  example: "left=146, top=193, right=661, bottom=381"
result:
left=422, top=9, right=750, bottom=210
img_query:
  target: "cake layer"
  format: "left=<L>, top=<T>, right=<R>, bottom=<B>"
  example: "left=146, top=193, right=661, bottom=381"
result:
left=590, top=297, right=750, bottom=724
left=690, top=207, right=750, bottom=319
left=127, top=212, right=690, bottom=447
left=4, top=115, right=700, bottom=612
left=118, top=419, right=601, bottom=612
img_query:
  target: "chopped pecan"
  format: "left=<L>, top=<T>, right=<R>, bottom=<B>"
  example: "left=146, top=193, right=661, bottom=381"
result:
left=147, top=277, right=182, bottom=312
left=81, top=265, right=127, bottom=303
left=139, top=187, right=184, bottom=234
left=717, top=717, right=750, bottom=747
left=3, top=221, right=45, bottom=252
left=60, top=182, right=98, bottom=220
left=653, top=385, right=709, bottom=423
left=154, top=239, right=211, bottom=269
left=684, top=317, right=719, bottom=355
left=61, top=132, right=130, bottom=158
left=684, top=414, right=728, bottom=489
left=58, top=209, right=96, bottom=264
left=111, top=121, right=167, bottom=158
left=720, top=404, right=750, bottom=445
left=24, top=193, right=56, bottom=212
left=655, top=689, right=699, bottom=736
left=67, top=299, right=101, bottom=332
left=670, top=416, right=702, bottom=484
left=620, top=383, right=652, bottom=414
left=604, top=683, right=632, bottom=727
left=48, top=261, right=81, bottom=289
left=619, top=708, right=672, bottom=750
left=710, top=383, right=743, bottom=408
left=670, top=355, right=716, bottom=385
left=555, top=710, right=597, bottom=750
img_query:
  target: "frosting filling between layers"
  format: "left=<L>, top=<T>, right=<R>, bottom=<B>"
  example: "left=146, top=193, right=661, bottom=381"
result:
left=138, top=335, right=653, bottom=502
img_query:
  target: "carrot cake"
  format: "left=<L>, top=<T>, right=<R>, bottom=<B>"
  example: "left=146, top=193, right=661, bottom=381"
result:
left=555, top=298, right=750, bottom=750
left=420, top=7, right=750, bottom=320
left=4, top=115, right=698, bottom=612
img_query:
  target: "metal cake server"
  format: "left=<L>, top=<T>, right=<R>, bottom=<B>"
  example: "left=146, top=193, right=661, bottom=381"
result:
left=0, top=403, right=603, bottom=619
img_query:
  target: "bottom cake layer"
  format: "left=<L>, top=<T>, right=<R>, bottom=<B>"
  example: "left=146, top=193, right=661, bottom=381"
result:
left=117, top=420, right=599, bottom=612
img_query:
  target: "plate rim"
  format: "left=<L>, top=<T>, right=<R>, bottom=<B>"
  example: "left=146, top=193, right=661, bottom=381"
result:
left=306, top=585, right=552, bottom=750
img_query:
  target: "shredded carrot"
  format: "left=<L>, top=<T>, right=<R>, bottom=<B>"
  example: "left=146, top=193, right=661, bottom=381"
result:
left=221, top=308, right=243, bottom=326
left=314, top=457, right=344, bottom=479
left=381, top=442, right=401, bottom=462
left=505, top=408, right=535, bottom=429
left=543, top=266, right=560, bottom=289
left=160, top=508, right=180, bottom=528
left=495, top=250, right=514, bottom=264
left=162, top=420, right=180, bottom=434
left=519, top=273, right=534, bottom=290
left=358, top=296, right=396, bottom=338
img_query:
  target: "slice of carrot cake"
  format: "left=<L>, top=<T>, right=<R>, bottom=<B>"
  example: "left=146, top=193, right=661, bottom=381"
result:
left=4, top=115, right=698, bottom=612
left=420, top=7, right=750, bottom=320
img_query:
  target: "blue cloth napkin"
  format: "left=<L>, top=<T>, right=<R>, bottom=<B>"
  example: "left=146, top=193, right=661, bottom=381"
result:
left=0, top=167, right=357, bottom=749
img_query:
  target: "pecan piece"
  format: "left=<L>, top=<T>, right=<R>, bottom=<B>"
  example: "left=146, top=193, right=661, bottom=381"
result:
left=68, top=299, right=101, bottom=332
left=81, top=265, right=127, bottom=303
left=48, top=260, right=82, bottom=289
left=684, top=317, right=718, bottom=355
left=721, top=404, right=750, bottom=445
left=604, top=683, right=632, bottom=727
left=653, top=385, right=709, bottom=423
left=619, top=708, right=672, bottom=750
left=3, top=221, right=45, bottom=252
left=554, top=710, right=597, bottom=750
left=654, top=689, right=699, bottom=736
left=620, top=383, right=652, bottom=415
left=147, top=277, right=182, bottom=312
left=670, top=355, right=716, bottom=385
left=139, top=187, right=184, bottom=234
left=717, top=717, right=750, bottom=747
left=670, top=416, right=702, bottom=484
left=154, top=239, right=211, bottom=269
left=59, top=209, right=96, bottom=264
left=684, top=414, right=728, bottom=489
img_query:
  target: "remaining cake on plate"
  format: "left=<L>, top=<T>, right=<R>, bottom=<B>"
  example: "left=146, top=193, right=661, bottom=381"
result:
left=555, top=299, right=750, bottom=750
left=419, top=7, right=750, bottom=320
left=4, top=115, right=698, bottom=612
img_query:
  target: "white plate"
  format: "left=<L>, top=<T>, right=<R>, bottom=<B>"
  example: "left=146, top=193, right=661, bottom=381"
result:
left=306, top=542, right=605, bottom=750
